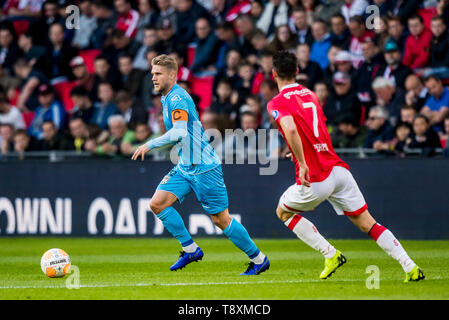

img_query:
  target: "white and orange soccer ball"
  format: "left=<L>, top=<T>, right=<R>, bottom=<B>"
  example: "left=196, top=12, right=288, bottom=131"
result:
left=40, top=248, right=71, bottom=278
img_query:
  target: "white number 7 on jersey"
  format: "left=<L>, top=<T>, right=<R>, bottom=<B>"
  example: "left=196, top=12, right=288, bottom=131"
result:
left=303, top=102, right=319, bottom=138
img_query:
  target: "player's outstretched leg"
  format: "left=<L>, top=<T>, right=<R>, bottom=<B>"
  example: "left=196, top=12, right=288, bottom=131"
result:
left=150, top=191, right=203, bottom=271
left=277, top=206, right=346, bottom=279
left=348, top=210, right=425, bottom=282
left=211, top=209, right=270, bottom=275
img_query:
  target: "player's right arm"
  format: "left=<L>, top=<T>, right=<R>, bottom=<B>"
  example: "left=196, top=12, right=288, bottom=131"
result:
left=279, top=116, right=311, bottom=187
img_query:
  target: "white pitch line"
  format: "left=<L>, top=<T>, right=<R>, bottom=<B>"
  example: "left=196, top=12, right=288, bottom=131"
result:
left=0, top=279, right=362, bottom=289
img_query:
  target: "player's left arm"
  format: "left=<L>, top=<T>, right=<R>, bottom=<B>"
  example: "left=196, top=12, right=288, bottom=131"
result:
left=279, top=115, right=311, bottom=187
left=131, top=108, right=189, bottom=161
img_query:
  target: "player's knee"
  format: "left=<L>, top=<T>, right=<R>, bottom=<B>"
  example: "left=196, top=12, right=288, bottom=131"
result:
left=149, top=198, right=167, bottom=215
left=276, top=206, right=291, bottom=222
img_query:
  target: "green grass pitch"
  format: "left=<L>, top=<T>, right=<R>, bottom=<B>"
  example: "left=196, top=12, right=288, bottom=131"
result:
left=0, top=238, right=448, bottom=300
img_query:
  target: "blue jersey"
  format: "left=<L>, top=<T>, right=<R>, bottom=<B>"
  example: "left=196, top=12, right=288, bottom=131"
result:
left=161, top=83, right=220, bottom=174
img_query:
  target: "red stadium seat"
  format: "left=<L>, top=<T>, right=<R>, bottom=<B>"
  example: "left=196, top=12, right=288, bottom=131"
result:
left=22, top=111, right=35, bottom=129
left=191, top=76, right=214, bottom=111
left=186, top=44, right=196, bottom=68
left=53, top=81, right=76, bottom=112
left=78, top=49, right=101, bottom=74
left=418, top=8, right=437, bottom=30
left=12, top=20, right=30, bottom=38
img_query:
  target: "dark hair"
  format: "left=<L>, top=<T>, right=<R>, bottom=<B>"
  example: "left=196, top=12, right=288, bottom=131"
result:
left=240, top=111, right=257, bottom=120
left=94, top=54, right=109, bottom=62
left=395, top=121, right=412, bottom=132
left=216, top=21, right=234, bottom=31
left=337, top=114, right=359, bottom=127
left=408, top=14, right=424, bottom=24
left=70, top=85, right=89, bottom=97
left=414, top=114, right=430, bottom=124
left=261, top=79, right=278, bottom=91
left=349, top=15, right=364, bottom=25
left=14, top=129, right=28, bottom=138
left=42, top=120, right=56, bottom=128
left=424, top=74, right=442, bottom=83
left=217, top=78, right=232, bottom=88
left=431, top=15, right=445, bottom=23
left=118, top=52, right=133, bottom=61
left=331, top=13, right=346, bottom=22
left=273, top=50, right=297, bottom=80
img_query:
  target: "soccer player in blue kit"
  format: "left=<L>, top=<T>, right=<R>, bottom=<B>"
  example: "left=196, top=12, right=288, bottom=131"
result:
left=132, top=55, right=269, bottom=275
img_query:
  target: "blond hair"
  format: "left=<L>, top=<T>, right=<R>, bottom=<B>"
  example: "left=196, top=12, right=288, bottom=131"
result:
left=151, top=54, right=178, bottom=72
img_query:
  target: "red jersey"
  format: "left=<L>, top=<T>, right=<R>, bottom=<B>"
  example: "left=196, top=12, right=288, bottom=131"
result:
left=116, top=9, right=139, bottom=38
left=267, top=83, right=349, bottom=185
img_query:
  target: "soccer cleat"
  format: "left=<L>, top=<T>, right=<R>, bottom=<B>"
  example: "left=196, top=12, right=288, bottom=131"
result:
left=169, top=247, right=204, bottom=271
left=404, top=265, right=425, bottom=282
left=240, top=256, right=270, bottom=275
left=319, top=250, right=347, bottom=279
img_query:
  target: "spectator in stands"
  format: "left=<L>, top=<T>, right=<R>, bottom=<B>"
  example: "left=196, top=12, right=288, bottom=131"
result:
left=0, top=91, right=25, bottom=129
left=13, top=129, right=37, bottom=159
left=210, top=78, right=236, bottom=116
left=330, top=13, right=351, bottom=50
left=289, top=6, right=314, bottom=47
left=0, top=23, right=20, bottom=74
left=428, top=15, right=449, bottom=78
left=250, top=0, right=264, bottom=23
left=252, top=50, right=273, bottom=94
left=406, top=114, right=441, bottom=156
left=190, top=17, right=221, bottom=75
left=233, top=60, right=255, bottom=107
left=379, top=39, right=413, bottom=90
left=390, top=121, right=412, bottom=154
left=259, top=79, right=278, bottom=129
left=402, top=14, right=433, bottom=70
left=214, top=49, right=242, bottom=94
left=28, top=84, right=66, bottom=140
left=296, top=43, right=323, bottom=90
left=0, top=123, right=15, bottom=154
left=135, top=0, right=158, bottom=43
left=323, top=45, right=342, bottom=85
left=215, top=21, right=237, bottom=70
left=400, top=105, right=417, bottom=125
left=387, top=15, right=407, bottom=55
left=46, top=22, right=78, bottom=80
left=341, top=0, right=368, bottom=24
left=95, top=114, right=135, bottom=157
left=168, top=51, right=192, bottom=83
left=93, top=81, right=120, bottom=130
left=141, top=49, right=158, bottom=111
left=249, top=28, right=269, bottom=54
left=155, top=18, right=178, bottom=54
left=310, top=20, right=332, bottom=71
left=92, top=55, right=121, bottom=102
left=71, top=85, right=96, bottom=125
left=118, top=53, right=145, bottom=97
left=314, top=81, right=330, bottom=109
left=120, top=122, right=152, bottom=155
left=0, top=62, right=20, bottom=99
left=29, top=0, right=65, bottom=46
left=90, top=0, right=118, bottom=49
left=114, top=0, right=139, bottom=38
left=109, top=29, right=141, bottom=63
left=18, top=31, right=47, bottom=71
left=255, top=0, right=288, bottom=38
left=72, top=0, right=98, bottom=50
left=372, top=15, right=390, bottom=51
left=115, top=90, right=148, bottom=130
left=355, top=39, right=385, bottom=106
left=133, top=26, right=159, bottom=71
left=175, top=0, right=211, bottom=44
left=335, top=50, right=357, bottom=83
left=404, top=74, right=429, bottom=111
left=61, top=117, right=89, bottom=152
left=372, top=76, right=405, bottom=126
left=268, top=24, right=297, bottom=53
left=441, top=115, right=449, bottom=151
left=39, top=120, right=62, bottom=150
left=245, top=94, right=263, bottom=127
left=422, top=75, right=449, bottom=129
left=70, top=56, right=95, bottom=92
left=364, top=106, right=394, bottom=149
left=233, top=14, right=257, bottom=57
left=155, top=0, right=177, bottom=31
left=325, top=72, right=361, bottom=127
left=332, top=114, right=367, bottom=149
left=348, top=15, right=373, bottom=69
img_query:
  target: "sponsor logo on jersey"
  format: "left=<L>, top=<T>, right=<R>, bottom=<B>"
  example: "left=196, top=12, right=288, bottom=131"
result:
left=271, top=110, right=279, bottom=120
left=283, top=88, right=312, bottom=99
left=313, top=143, right=329, bottom=152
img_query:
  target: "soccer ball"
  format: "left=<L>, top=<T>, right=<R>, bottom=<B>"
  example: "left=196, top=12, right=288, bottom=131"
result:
left=40, top=248, right=71, bottom=278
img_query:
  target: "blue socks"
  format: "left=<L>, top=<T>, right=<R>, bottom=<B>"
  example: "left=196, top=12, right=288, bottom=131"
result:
left=157, top=207, right=193, bottom=247
left=223, top=218, right=260, bottom=259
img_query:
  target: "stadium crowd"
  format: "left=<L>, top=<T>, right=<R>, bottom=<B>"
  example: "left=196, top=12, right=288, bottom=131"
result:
left=0, top=0, right=449, bottom=160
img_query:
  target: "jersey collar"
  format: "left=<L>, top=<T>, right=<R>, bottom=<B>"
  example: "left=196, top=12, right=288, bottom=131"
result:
left=280, top=83, right=300, bottom=92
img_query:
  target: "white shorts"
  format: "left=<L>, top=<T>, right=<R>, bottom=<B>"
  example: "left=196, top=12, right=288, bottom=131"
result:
left=279, top=166, right=367, bottom=216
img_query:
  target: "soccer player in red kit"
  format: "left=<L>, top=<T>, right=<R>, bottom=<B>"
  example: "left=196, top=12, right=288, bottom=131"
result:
left=268, top=51, right=424, bottom=282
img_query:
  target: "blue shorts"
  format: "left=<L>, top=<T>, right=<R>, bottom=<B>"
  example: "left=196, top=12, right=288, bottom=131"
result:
left=156, top=165, right=229, bottom=214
